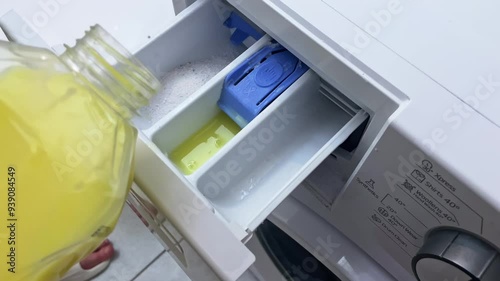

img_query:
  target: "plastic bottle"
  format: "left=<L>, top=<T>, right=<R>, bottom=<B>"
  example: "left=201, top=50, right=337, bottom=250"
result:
left=0, top=25, right=160, bottom=281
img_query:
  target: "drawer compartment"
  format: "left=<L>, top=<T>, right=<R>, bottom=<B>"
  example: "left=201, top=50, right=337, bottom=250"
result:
left=193, top=71, right=368, bottom=231
left=149, top=37, right=273, bottom=175
left=147, top=61, right=368, bottom=234
left=133, top=0, right=262, bottom=129
left=132, top=0, right=368, bottom=280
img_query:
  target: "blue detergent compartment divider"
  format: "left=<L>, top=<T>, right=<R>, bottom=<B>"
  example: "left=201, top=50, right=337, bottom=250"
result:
left=223, top=12, right=263, bottom=45
left=217, top=44, right=309, bottom=127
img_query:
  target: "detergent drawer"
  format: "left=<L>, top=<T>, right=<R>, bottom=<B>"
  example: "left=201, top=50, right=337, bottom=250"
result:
left=131, top=1, right=368, bottom=280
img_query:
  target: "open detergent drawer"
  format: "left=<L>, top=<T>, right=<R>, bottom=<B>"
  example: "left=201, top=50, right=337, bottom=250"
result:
left=129, top=1, right=369, bottom=280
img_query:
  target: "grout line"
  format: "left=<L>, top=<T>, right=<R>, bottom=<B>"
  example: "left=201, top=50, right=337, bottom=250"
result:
left=130, top=249, right=167, bottom=281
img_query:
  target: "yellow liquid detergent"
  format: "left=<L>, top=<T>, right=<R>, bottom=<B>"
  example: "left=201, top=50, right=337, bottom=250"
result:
left=169, top=112, right=240, bottom=174
left=0, top=67, right=136, bottom=281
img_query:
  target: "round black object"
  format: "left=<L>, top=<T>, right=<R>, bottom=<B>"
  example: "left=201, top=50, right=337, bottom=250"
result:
left=412, top=228, right=500, bottom=281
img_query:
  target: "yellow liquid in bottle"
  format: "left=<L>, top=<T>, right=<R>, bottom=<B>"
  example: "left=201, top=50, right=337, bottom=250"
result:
left=0, top=67, right=136, bottom=281
left=169, top=112, right=240, bottom=174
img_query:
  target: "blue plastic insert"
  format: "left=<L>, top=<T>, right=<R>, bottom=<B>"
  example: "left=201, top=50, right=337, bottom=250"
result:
left=223, top=12, right=263, bottom=45
left=217, top=44, right=309, bottom=127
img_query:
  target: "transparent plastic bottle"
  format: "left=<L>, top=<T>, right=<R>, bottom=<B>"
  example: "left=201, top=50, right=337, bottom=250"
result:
left=0, top=25, right=160, bottom=281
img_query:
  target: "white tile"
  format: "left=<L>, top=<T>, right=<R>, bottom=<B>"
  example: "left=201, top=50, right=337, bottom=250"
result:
left=92, top=204, right=166, bottom=281
left=134, top=252, right=191, bottom=281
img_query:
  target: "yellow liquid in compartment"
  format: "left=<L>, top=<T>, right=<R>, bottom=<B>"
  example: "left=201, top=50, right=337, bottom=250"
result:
left=169, top=112, right=241, bottom=174
left=0, top=68, right=136, bottom=281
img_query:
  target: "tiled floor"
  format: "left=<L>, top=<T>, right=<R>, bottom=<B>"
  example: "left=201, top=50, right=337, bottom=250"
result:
left=91, top=205, right=191, bottom=281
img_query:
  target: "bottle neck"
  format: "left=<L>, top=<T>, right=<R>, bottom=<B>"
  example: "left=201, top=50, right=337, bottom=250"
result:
left=60, top=25, right=160, bottom=120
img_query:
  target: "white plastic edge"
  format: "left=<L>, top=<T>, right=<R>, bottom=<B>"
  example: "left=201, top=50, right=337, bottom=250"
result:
left=134, top=134, right=256, bottom=281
